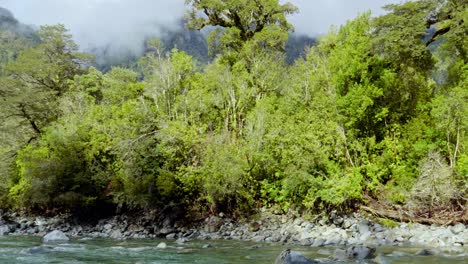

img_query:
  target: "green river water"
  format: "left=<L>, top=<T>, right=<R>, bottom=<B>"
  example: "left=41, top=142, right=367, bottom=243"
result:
left=0, top=236, right=466, bottom=263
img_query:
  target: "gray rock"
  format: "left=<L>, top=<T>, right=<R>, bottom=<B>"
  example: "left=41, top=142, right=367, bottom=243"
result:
left=158, top=227, right=175, bottom=236
left=333, top=216, right=344, bottom=225
left=373, top=224, right=384, bottom=233
left=342, top=218, right=355, bottom=229
left=109, top=230, right=123, bottom=239
left=346, top=246, right=376, bottom=259
left=43, top=230, right=69, bottom=243
left=451, top=223, right=466, bottom=235
left=334, top=246, right=376, bottom=260
left=0, top=225, right=10, bottom=236
left=357, top=220, right=371, bottom=234
left=202, top=244, right=212, bottom=249
left=156, top=242, right=167, bottom=249
left=176, top=237, right=189, bottom=244
left=166, top=233, right=176, bottom=239
left=204, top=216, right=223, bottom=233
left=275, top=249, right=316, bottom=264
left=324, top=234, right=342, bottom=246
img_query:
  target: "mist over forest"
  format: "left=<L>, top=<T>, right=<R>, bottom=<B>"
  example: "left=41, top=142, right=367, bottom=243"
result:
left=0, top=0, right=466, bottom=225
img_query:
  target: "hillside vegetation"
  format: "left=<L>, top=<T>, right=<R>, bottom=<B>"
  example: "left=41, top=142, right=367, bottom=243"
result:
left=0, top=0, right=466, bottom=222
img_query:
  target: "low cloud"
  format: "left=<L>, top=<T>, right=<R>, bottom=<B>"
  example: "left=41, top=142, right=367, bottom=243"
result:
left=1, top=0, right=401, bottom=55
left=287, top=0, right=403, bottom=36
left=1, top=0, right=186, bottom=55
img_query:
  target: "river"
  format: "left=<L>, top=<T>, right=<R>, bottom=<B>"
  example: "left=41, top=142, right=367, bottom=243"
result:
left=0, top=236, right=466, bottom=263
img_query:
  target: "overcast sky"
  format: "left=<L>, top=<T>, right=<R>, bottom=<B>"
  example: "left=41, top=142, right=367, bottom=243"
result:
left=0, top=0, right=402, bottom=53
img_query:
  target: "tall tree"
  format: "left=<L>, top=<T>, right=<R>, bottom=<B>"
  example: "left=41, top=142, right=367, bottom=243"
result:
left=0, top=24, right=92, bottom=137
left=185, top=0, right=298, bottom=60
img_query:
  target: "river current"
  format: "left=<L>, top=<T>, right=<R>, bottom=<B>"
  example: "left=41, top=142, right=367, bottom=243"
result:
left=0, top=236, right=466, bottom=263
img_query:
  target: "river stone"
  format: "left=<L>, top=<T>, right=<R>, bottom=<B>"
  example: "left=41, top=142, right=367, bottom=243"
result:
left=43, top=230, right=69, bottom=243
left=0, top=225, right=10, bottom=236
left=166, top=233, right=176, bottom=239
left=357, top=220, right=371, bottom=234
left=156, top=242, right=167, bottom=249
left=334, top=246, right=376, bottom=260
left=275, top=249, right=317, bottom=264
left=176, top=237, right=189, bottom=244
left=158, top=227, right=174, bottom=236
left=451, top=223, right=466, bottom=234
left=202, top=244, right=212, bottom=249
left=109, top=229, right=123, bottom=239
left=346, top=246, right=376, bottom=259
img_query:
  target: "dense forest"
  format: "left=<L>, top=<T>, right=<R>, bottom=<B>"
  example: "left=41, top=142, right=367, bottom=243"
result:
left=0, top=0, right=466, bottom=222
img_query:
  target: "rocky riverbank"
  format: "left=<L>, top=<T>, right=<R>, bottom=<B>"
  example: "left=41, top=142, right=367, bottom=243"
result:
left=1, top=208, right=466, bottom=252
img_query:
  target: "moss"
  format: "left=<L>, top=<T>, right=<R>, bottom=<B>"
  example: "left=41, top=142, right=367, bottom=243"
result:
left=378, top=218, right=399, bottom=228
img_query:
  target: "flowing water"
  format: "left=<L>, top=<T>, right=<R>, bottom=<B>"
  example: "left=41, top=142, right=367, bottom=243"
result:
left=0, top=236, right=466, bottom=263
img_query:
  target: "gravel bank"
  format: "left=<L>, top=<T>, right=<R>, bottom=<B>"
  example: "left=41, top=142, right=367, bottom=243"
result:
left=1, top=209, right=466, bottom=251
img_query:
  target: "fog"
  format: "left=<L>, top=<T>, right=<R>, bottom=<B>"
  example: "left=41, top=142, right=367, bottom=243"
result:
left=0, top=0, right=402, bottom=55
left=288, top=0, right=403, bottom=36
left=0, top=0, right=187, bottom=56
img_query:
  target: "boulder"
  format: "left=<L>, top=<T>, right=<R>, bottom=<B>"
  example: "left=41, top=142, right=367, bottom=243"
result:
left=43, top=230, right=69, bottom=243
left=109, top=229, right=123, bottom=240
left=275, top=249, right=317, bottom=264
left=156, top=242, right=167, bottom=249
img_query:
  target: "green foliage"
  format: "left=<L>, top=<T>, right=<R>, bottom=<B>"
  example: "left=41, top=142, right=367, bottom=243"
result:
left=1, top=0, right=466, bottom=218
left=378, top=218, right=399, bottom=228
left=185, top=0, right=298, bottom=64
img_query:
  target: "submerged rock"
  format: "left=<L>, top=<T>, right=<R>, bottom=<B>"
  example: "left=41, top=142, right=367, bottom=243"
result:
left=416, top=249, right=436, bottom=256
left=43, top=230, right=69, bottom=243
left=334, top=246, right=376, bottom=261
left=202, top=243, right=212, bottom=249
left=23, top=246, right=50, bottom=254
left=275, top=249, right=316, bottom=264
left=0, top=225, right=10, bottom=236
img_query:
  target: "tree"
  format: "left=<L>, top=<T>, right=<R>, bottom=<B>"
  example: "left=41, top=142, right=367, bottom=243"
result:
left=0, top=25, right=92, bottom=137
left=185, top=0, right=298, bottom=59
